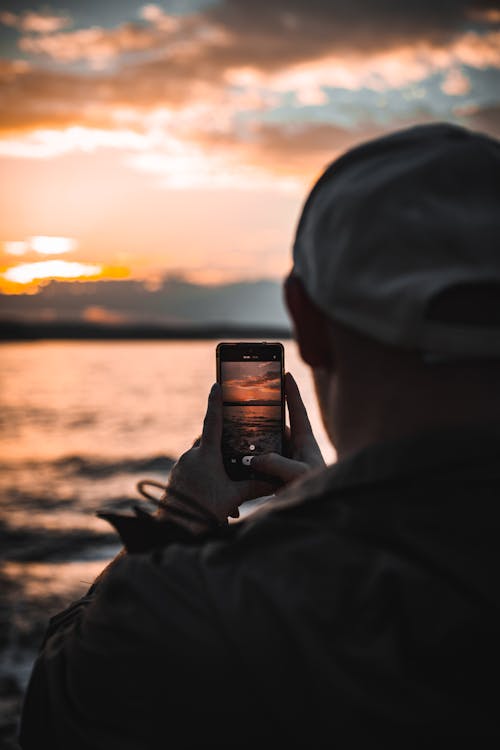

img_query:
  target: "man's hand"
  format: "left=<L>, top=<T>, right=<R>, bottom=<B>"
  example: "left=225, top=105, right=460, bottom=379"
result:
left=251, top=372, right=325, bottom=486
left=161, top=383, right=274, bottom=527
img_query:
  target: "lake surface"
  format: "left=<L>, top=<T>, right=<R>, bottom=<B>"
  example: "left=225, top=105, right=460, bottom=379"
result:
left=0, top=340, right=335, bottom=744
left=222, top=403, right=283, bottom=454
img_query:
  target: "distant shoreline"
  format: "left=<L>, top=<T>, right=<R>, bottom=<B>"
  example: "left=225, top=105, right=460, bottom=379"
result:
left=0, top=319, right=293, bottom=342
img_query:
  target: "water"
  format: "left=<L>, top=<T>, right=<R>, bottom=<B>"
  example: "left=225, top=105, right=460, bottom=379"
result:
left=0, top=340, right=334, bottom=743
left=223, top=403, right=282, bottom=454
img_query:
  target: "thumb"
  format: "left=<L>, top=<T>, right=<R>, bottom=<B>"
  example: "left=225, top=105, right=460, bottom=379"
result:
left=200, top=383, right=222, bottom=449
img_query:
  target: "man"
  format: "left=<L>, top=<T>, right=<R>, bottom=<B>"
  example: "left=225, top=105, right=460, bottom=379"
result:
left=20, top=123, right=500, bottom=746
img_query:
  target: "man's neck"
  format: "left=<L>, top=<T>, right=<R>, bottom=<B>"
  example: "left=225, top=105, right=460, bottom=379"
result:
left=328, top=372, right=500, bottom=462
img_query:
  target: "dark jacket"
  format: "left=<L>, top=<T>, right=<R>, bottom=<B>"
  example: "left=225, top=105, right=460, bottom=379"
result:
left=19, top=424, right=500, bottom=747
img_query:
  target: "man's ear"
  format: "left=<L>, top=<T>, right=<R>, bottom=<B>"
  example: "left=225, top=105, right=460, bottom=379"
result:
left=284, top=274, right=334, bottom=367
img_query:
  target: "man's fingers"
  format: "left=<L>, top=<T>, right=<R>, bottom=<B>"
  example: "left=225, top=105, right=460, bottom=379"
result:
left=285, top=372, right=314, bottom=439
left=251, top=453, right=309, bottom=483
left=200, top=383, right=223, bottom=449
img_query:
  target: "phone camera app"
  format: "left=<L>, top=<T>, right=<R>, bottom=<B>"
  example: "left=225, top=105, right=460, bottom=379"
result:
left=221, top=359, right=282, bottom=457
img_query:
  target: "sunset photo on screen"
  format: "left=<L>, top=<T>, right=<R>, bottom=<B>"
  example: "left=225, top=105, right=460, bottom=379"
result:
left=221, top=360, right=282, bottom=455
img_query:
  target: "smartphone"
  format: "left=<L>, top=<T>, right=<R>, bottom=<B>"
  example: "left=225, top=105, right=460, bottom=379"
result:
left=216, top=342, right=285, bottom=480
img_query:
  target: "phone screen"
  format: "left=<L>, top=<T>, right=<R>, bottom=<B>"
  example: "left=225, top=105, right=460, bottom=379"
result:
left=216, top=342, right=285, bottom=480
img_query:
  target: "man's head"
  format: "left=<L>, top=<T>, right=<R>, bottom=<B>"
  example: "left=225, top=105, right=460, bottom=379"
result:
left=285, top=123, right=500, bottom=457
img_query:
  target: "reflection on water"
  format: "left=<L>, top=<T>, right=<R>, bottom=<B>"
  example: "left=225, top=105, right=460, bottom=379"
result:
left=0, top=340, right=333, bottom=463
left=0, top=341, right=219, bottom=462
left=2, top=558, right=114, bottom=600
left=0, top=555, right=120, bottom=737
left=0, top=340, right=335, bottom=743
left=223, top=404, right=282, bottom=454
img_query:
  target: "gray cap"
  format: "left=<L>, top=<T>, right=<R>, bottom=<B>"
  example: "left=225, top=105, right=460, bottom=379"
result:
left=292, top=123, right=500, bottom=358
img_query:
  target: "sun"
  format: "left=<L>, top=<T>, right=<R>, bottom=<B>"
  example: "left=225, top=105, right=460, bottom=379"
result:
left=0, top=260, right=129, bottom=293
left=3, top=260, right=103, bottom=285
left=1, top=234, right=130, bottom=292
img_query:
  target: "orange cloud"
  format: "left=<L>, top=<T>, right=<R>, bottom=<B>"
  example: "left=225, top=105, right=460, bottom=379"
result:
left=468, top=8, right=500, bottom=24
left=175, top=118, right=429, bottom=183
left=0, top=2, right=498, bottom=196
left=0, top=126, right=147, bottom=159
left=222, top=361, right=281, bottom=402
left=0, top=9, right=71, bottom=34
left=0, top=261, right=129, bottom=294
left=3, top=236, right=76, bottom=255
left=255, top=31, right=500, bottom=97
left=2, top=260, right=102, bottom=284
left=0, top=26, right=496, bottom=154
left=0, top=25, right=497, bottom=139
left=139, top=4, right=179, bottom=32
left=19, top=22, right=165, bottom=68
left=82, top=305, right=127, bottom=324
left=461, top=105, right=500, bottom=137
left=441, top=67, right=471, bottom=95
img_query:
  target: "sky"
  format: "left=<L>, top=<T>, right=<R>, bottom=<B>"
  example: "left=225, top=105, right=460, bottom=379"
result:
left=0, top=0, right=499, bottom=312
left=221, top=361, right=281, bottom=402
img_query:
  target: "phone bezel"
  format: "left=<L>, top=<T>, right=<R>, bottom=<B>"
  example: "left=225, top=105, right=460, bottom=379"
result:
left=216, top=341, right=285, bottom=481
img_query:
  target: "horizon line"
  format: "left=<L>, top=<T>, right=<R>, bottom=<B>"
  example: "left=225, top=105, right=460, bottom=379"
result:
left=0, top=318, right=293, bottom=342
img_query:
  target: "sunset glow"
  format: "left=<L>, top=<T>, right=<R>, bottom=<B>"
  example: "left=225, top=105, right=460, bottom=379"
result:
left=4, top=236, right=76, bottom=256
left=30, top=236, right=76, bottom=255
left=0, top=1, right=499, bottom=320
left=4, top=241, right=29, bottom=257
left=222, top=361, right=282, bottom=403
left=3, top=260, right=103, bottom=285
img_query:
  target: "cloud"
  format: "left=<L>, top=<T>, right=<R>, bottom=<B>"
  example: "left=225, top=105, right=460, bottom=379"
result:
left=0, top=9, right=71, bottom=34
left=9, top=1, right=500, bottom=79
left=204, top=0, right=500, bottom=70
left=241, top=30, right=500, bottom=97
left=4, top=236, right=76, bottom=255
left=2, top=260, right=102, bottom=285
left=139, top=4, right=179, bottom=32
left=240, top=371, right=281, bottom=389
left=1, top=25, right=497, bottom=136
left=125, top=143, right=301, bottom=191
left=182, top=117, right=435, bottom=182
left=222, top=361, right=282, bottom=393
left=0, top=277, right=290, bottom=327
left=7, top=1, right=496, bottom=75
left=82, top=305, right=128, bottom=324
left=0, top=1, right=498, bottom=187
left=461, top=104, right=500, bottom=137
left=441, top=67, right=471, bottom=95
left=18, top=21, right=168, bottom=68
left=468, top=7, right=500, bottom=23
left=15, top=6, right=197, bottom=69
left=0, top=62, right=112, bottom=133
left=4, top=241, right=29, bottom=256
left=0, top=126, right=148, bottom=159
left=0, top=58, right=30, bottom=81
